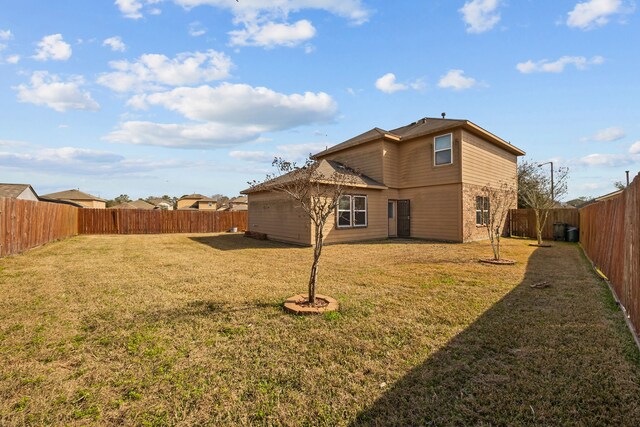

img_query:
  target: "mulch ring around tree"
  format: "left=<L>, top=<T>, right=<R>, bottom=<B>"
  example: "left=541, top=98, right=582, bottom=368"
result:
left=283, top=294, right=339, bottom=315
left=478, top=258, right=517, bottom=265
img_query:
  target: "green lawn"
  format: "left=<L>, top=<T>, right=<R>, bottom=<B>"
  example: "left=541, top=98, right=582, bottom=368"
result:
left=0, top=234, right=639, bottom=426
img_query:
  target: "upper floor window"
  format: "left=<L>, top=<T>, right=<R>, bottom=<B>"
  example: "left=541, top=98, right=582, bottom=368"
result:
left=434, top=134, right=452, bottom=166
left=337, top=195, right=368, bottom=228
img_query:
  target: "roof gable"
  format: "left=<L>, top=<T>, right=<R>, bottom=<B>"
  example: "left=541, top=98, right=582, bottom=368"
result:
left=313, top=117, right=525, bottom=158
left=41, top=189, right=105, bottom=202
left=0, top=183, right=37, bottom=199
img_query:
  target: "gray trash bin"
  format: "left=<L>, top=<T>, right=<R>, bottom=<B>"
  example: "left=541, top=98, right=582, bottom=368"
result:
left=566, top=227, right=579, bottom=242
left=553, top=223, right=567, bottom=241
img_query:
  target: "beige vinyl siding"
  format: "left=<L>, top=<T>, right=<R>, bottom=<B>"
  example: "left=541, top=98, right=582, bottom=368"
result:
left=75, top=200, right=106, bottom=209
left=397, top=130, right=462, bottom=188
left=319, top=141, right=384, bottom=183
left=247, top=192, right=311, bottom=245
left=382, top=140, right=401, bottom=188
left=321, top=188, right=388, bottom=244
left=18, top=188, right=39, bottom=201
left=197, top=201, right=217, bottom=210
left=397, top=184, right=462, bottom=241
left=177, top=199, right=196, bottom=209
left=461, top=130, right=517, bottom=186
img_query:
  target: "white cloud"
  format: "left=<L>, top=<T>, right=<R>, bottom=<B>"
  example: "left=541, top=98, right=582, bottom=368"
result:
left=188, top=21, right=207, bottom=37
left=438, top=69, right=478, bottom=90
left=516, top=56, right=604, bottom=73
left=229, top=19, right=316, bottom=48
left=104, top=121, right=265, bottom=148
left=123, top=0, right=370, bottom=47
left=0, top=29, right=13, bottom=40
left=229, top=150, right=273, bottom=162
left=15, top=71, right=100, bottom=112
left=103, top=36, right=127, bottom=52
left=579, top=153, right=636, bottom=167
left=6, top=54, right=20, bottom=64
left=129, top=83, right=337, bottom=125
left=567, top=0, right=632, bottom=30
left=172, top=0, right=371, bottom=25
left=97, top=50, right=233, bottom=92
left=107, top=83, right=337, bottom=149
left=230, top=142, right=328, bottom=163
left=115, top=0, right=143, bottom=19
left=375, top=73, right=407, bottom=94
left=33, top=34, right=72, bottom=61
left=583, top=126, right=626, bottom=142
left=629, top=141, right=640, bottom=154
left=0, top=146, right=186, bottom=176
left=460, top=0, right=502, bottom=33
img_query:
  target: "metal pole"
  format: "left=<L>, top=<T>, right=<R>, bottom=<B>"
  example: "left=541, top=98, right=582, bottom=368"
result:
left=626, top=170, right=630, bottom=187
left=550, top=161, right=554, bottom=201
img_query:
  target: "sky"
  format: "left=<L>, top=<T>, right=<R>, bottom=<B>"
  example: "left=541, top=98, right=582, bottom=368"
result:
left=0, top=0, right=638, bottom=200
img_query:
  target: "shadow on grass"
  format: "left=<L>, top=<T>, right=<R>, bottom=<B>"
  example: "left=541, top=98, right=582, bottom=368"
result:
left=140, top=299, right=285, bottom=322
left=189, top=234, right=305, bottom=251
left=351, top=245, right=640, bottom=426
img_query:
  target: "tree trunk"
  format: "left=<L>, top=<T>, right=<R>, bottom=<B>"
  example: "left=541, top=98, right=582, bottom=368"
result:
left=534, top=209, right=542, bottom=245
left=308, top=221, right=324, bottom=304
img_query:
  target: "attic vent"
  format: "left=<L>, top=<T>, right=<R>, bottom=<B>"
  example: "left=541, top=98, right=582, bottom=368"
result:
left=441, top=112, right=446, bottom=119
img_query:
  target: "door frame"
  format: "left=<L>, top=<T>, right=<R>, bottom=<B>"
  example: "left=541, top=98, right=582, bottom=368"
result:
left=387, top=200, right=397, bottom=237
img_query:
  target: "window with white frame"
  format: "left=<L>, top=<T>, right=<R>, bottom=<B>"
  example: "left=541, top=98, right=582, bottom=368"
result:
left=476, top=196, right=490, bottom=226
left=434, top=134, right=452, bottom=165
left=337, top=195, right=368, bottom=228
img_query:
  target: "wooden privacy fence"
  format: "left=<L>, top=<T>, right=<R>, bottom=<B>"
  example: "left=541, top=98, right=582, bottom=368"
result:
left=0, top=198, right=78, bottom=257
left=0, top=197, right=248, bottom=257
left=508, top=208, right=580, bottom=240
left=78, top=209, right=247, bottom=234
left=580, top=173, right=640, bottom=338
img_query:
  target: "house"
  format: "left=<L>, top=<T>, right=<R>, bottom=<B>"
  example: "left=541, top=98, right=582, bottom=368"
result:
left=220, top=196, right=248, bottom=211
left=42, top=189, right=106, bottom=209
left=0, top=183, right=39, bottom=201
left=146, top=197, right=174, bottom=210
left=109, top=200, right=155, bottom=210
left=129, top=199, right=156, bottom=210
left=177, top=194, right=217, bottom=210
left=243, top=116, right=525, bottom=245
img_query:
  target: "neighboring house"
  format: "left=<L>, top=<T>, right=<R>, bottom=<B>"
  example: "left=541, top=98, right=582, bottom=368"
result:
left=109, top=202, right=137, bottom=209
left=225, top=196, right=248, bottom=211
left=177, top=194, right=217, bottom=210
left=243, top=116, right=525, bottom=245
left=147, top=198, right=174, bottom=210
left=129, top=199, right=156, bottom=210
left=42, top=189, right=106, bottom=209
left=0, top=183, right=39, bottom=201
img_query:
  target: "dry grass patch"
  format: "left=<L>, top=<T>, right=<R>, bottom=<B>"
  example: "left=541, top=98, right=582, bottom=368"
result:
left=0, top=234, right=638, bottom=426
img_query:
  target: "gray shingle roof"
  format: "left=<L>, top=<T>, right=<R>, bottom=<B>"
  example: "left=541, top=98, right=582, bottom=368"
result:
left=0, top=183, right=35, bottom=198
left=42, top=189, right=105, bottom=202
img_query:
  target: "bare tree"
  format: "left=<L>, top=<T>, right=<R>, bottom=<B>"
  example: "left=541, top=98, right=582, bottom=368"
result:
left=518, top=161, right=569, bottom=245
left=480, top=182, right=517, bottom=260
left=249, top=158, right=358, bottom=305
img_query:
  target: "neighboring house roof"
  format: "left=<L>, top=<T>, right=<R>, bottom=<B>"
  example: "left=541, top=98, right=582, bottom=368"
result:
left=38, top=197, right=84, bottom=207
left=147, top=197, right=171, bottom=206
left=0, top=183, right=37, bottom=198
left=179, top=193, right=209, bottom=200
left=242, top=159, right=387, bottom=194
left=229, top=196, right=248, bottom=204
left=109, top=202, right=138, bottom=209
left=197, top=198, right=217, bottom=203
left=129, top=199, right=156, bottom=210
left=42, top=189, right=105, bottom=202
left=313, top=117, right=525, bottom=158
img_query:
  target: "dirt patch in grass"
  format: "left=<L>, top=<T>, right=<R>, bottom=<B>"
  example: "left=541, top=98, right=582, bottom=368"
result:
left=0, top=234, right=639, bottom=426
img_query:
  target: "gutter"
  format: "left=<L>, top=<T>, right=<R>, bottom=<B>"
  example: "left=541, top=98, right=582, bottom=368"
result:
left=579, top=243, right=640, bottom=352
